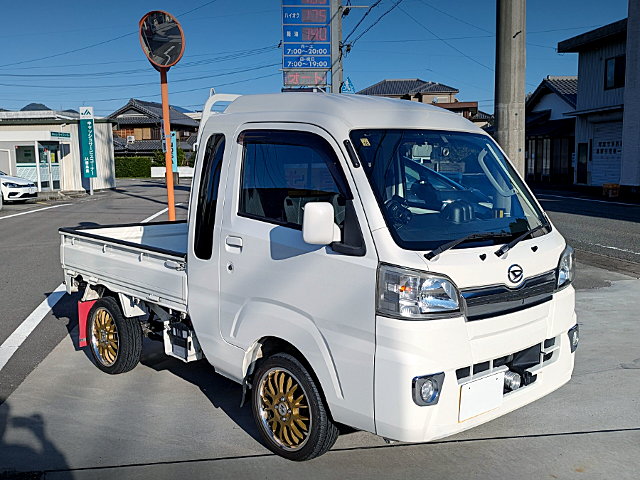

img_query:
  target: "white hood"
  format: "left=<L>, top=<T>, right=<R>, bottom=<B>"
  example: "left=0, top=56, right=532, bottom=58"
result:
left=0, top=174, right=34, bottom=186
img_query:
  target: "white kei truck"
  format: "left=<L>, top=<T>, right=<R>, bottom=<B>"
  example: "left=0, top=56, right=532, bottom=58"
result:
left=59, top=92, right=578, bottom=461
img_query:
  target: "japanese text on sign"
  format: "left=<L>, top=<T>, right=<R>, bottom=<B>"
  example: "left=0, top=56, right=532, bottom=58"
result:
left=282, top=0, right=331, bottom=71
left=79, top=106, right=97, bottom=179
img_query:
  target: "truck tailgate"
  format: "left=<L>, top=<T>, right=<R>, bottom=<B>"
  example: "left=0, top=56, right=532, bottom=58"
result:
left=60, top=221, right=188, bottom=312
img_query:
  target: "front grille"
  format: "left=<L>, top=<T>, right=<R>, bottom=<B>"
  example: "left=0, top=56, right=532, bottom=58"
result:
left=461, top=271, right=556, bottom=321
left=456, top=335, right=559, bottom=386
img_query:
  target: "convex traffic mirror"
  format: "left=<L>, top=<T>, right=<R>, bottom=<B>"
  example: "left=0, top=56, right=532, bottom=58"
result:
left=139, top=11, right=185, bottom=69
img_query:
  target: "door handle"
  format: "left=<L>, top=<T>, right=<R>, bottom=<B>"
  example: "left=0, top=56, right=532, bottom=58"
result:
left=225, top=236, right=243, bottom=249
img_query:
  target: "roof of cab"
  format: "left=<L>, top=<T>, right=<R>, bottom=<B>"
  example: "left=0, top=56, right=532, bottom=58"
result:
left=219, top=92, right=485, bottom=133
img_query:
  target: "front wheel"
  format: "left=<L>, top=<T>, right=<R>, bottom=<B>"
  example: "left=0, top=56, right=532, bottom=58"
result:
left=87, top=297, right=142, bottom=374
left=252, top=353, right=339, bottom=461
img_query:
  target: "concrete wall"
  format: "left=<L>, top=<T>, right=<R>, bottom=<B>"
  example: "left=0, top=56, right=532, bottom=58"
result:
left=531, top=93, right=574, bottom=120
left=621, top=0, right=640, bottom=187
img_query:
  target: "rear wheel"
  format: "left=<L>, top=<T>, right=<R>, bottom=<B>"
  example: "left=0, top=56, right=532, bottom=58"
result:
left=0, top=191, right=3, bottom=211
left=252, top=353, right=339, bottom=461
left=87, top=297, right=142, bottom=374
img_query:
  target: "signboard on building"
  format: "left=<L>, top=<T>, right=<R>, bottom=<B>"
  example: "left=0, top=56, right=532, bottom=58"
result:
left=79, top=106, right=96, bottom=178
left=50, top=131, right=71, bottom=139
left=282, top=0, right=331, bottom=78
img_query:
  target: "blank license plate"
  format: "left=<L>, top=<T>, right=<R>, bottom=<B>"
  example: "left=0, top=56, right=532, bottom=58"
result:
left=459, top=371, right=505, bottom=422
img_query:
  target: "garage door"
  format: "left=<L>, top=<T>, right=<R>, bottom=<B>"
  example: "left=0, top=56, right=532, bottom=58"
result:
left=591, top=122, right=622, bottom=186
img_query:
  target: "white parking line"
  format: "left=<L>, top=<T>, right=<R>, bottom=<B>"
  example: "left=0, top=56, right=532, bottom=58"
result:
left=537, top=193, right=638, bottom=207
left=0, top=203, right=72, bottom=220
left=587, top=243, right=640, bottom=256
left=0, top=205, right=174, bottom=372
left=141, top=203, right=183, bottom=223
left=0, top=284, right=67, bottom=371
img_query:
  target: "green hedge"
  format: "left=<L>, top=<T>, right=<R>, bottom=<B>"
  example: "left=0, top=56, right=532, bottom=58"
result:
left=115, top=157, right=152, bottom=178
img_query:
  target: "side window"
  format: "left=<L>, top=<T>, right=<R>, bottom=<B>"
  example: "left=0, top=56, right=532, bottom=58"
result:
left=194, top=134, right=226, bottom=260
left=238, top=130, right=350, bottom=229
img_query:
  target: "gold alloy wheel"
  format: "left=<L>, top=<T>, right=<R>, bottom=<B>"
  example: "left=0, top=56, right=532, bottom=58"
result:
left=91, top=307, right=119, bottom=367
left=258, top=367, right=311, bottom=450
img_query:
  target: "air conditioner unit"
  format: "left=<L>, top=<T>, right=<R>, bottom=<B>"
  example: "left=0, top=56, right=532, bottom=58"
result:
left=127, top=136, right=135, bottom=143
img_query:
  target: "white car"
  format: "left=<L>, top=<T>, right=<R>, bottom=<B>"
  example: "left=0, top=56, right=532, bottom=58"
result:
left=0, top=170, right=38, bottom=211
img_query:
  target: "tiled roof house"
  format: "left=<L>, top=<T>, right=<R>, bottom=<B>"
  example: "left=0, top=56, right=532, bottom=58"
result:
left=108, top=98, right=199, bottom=156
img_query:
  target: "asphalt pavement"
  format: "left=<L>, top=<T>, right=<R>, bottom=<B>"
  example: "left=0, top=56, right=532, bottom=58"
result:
left=0, top=180, right=639, bottom=478
left=0, top=179, right=191, bottom=403
left=537, top=193, right=640, bottom=277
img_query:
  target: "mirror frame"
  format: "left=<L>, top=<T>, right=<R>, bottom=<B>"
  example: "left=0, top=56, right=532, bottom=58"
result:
left=139, top=10, right=185, bottom=69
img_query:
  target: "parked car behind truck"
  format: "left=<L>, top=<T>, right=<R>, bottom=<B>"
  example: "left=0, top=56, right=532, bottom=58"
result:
left=59, top=92, right=578, bottom=461
left=0, top=170, right=37, bottom=211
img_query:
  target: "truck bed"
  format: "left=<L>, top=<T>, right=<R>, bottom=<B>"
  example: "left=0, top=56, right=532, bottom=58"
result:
left=60, top=221, right=188, bottom=312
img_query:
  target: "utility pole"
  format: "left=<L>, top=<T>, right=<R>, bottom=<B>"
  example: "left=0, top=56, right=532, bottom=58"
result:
left=331, top=0, right=343, bottom=93
left=494, top=0, right=526, bottom=176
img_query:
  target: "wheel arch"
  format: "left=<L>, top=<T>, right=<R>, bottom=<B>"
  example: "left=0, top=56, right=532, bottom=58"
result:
left=244, top=335, right=342, bottom=420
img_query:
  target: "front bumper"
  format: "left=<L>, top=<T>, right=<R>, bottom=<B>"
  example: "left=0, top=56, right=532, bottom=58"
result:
left=374, top=285, right=576, bottom=442
left=4, top=186, right=37, bottom=200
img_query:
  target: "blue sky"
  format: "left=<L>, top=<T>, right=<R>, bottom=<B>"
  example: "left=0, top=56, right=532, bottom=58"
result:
left=0, top=0, right=629, bottom=116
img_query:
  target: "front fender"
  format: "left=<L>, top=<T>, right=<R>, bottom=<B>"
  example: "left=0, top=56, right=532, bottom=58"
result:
left=231, top=298, right=344, bottom=404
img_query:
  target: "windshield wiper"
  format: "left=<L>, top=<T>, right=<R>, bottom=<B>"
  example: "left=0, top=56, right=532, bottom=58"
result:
left=425, top=231, right=512, bottom=260
left=494, top=222, right=550, bottom=257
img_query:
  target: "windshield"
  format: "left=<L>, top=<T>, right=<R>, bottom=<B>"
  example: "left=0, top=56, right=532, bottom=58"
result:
left=350, top=129, right=547, bottom=251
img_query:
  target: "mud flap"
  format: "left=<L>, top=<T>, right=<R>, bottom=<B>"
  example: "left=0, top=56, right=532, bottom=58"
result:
left=77, top=300, right=97, bottom=348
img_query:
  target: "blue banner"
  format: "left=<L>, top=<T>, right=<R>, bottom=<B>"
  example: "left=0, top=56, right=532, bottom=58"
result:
left=171, top=131, right=178, bottom=173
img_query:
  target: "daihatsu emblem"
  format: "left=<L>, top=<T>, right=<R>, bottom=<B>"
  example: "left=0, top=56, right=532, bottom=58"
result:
left=508, top=264, right=524, bottom=284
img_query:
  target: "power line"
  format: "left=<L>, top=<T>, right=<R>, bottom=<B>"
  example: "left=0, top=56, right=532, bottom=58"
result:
left=343, top=0, right=383, bottom=42
left=0, top=0, right=228, bottom=70
left=349, top=0, right=405, bottom=49
left=1, top=45, right=279, bottom=73
left=397, top=6, right=493, bottom=71
left=0, top=62, right=280, bottom=90
left=0, top=32, right=137, bottom=69
left=178, top=0, right=221, bottom=18
left=416, top=0, right=493, bottom=35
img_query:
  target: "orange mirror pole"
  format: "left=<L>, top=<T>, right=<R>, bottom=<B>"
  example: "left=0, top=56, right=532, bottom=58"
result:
left=160, top=67, right=176, bottom=221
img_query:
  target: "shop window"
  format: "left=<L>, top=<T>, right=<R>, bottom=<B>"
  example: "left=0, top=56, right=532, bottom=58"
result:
left=605, top=55, right=625, bottom=90
left=16, top=146, right=35, bottom=164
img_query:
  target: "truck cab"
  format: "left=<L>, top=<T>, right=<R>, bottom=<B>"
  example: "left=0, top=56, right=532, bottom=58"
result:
left=61, top=92, right=577, bottom=461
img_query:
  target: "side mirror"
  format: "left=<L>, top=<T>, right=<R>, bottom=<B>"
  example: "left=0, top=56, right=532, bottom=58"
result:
left=302, top=202, right=341, bottom=245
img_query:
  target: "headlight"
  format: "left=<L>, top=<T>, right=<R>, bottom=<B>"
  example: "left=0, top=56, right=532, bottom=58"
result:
left=377, top=264, right=460, bottom=318
left=2, top=182, right=20, bottom=188
left=556, top=245, right=575, bottom=290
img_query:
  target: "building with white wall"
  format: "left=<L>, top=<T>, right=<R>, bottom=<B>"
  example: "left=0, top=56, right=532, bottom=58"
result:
left=0, top=110, right=116, bottom=193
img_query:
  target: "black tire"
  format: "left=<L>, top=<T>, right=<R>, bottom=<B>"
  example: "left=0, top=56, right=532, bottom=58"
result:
left=87, top=297, right=142, bottom=374
left=252, top=353, right=339, bottom=461
left=0, top=192, right=3, bottom=212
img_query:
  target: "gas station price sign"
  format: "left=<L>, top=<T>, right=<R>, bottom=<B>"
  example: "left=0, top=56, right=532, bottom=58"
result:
left=282, top=0, right=331, bottom=72
left=284, top=70, right=327, bottom=87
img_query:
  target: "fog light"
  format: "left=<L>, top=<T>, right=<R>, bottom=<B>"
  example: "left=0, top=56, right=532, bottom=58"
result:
left=412, top=373, right=445, bottom=406
left=568, top=325, right=579, bottom=353
left=504, top=371, right=521, bottom=391
left=421, top=379, right=437, bottom=402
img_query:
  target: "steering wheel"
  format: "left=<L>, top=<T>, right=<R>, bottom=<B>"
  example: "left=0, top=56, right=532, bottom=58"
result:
left=384, top=195, right=412, bottom=228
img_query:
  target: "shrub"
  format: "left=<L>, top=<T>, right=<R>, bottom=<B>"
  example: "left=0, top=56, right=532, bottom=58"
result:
left=114, top=157, right=152, bottom=178
left=153, top=148, right=191, bottom=167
